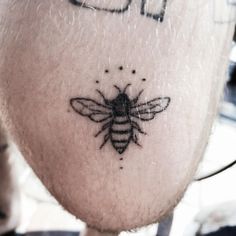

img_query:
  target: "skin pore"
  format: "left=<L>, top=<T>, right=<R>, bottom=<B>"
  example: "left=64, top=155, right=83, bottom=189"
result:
left=0, top=0, right=235, bottom=235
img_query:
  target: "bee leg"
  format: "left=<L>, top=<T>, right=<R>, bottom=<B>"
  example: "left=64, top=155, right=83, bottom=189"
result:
left=96, top=89, right=112, bottom=106
left=99, top=133, right=110, bottom=149
left=95, top=122, right=111, bottom=137
left=132, top=121, right=147, bottom=135
left=132, top=133, right=142, bottom=147
left=131, top=90, right=144, bottom=105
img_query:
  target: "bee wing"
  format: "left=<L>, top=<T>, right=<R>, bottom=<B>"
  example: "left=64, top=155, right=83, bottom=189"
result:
left=70, top=97, right=112, bottom=123
left=130, top=97, right=170, bottom=121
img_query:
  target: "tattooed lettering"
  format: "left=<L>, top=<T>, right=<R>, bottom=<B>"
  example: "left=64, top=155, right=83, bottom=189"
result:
left=70, top=83, right=170, bottom=154
left=69, top=0, right=168, bottom=22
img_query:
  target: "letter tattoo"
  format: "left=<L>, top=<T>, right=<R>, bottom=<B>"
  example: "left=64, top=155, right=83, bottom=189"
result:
left=213, top=0, right=236, bottom=24
left=70, top=84, right=170, bottom=154
left=69, top=0, right=168, bottom=23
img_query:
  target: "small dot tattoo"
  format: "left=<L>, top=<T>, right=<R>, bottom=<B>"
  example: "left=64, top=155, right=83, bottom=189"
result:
left=142, top=78, right=146, bottom=82
left=119, top=66, right=123, bottom=71
left=132, top=70, right=136, bottom=74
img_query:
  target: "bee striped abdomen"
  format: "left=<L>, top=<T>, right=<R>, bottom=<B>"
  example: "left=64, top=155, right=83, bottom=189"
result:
left=111, top=116, right=132, bottom=154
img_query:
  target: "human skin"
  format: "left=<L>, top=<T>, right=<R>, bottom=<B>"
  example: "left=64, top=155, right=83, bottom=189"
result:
left=0, top=0, right=234, bottom=234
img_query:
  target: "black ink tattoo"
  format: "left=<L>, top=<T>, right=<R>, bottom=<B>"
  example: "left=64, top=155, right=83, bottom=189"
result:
left=70, top=84, right=170, bottom=154
left=69, top=0, right=168, bottom=23
left=140, top=0, right=167, bottom=22
left=69, top=0, right=132, bottom=13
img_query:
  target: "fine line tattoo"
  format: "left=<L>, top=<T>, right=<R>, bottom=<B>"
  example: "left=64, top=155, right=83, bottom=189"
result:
left=70, top=84, right=170, bottom=154
left=69, top=0, right=168, bottom=22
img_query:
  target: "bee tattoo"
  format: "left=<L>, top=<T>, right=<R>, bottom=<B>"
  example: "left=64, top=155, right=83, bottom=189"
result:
left=70, top=84, right=170, bottom=154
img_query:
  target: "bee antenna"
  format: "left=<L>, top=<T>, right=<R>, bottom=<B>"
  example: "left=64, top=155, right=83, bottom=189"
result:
left=114, top=85, right=122, bottom=93
left=123, top=83, right=131, bottom=92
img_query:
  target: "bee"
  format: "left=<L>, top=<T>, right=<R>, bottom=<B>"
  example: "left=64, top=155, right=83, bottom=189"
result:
left=70, top=84, right=170, bottom=154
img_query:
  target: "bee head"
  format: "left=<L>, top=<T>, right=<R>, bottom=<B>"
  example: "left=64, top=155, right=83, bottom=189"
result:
left=113, top=84, right=131, bottom=94
left=112, top=84, right=132, bottom=116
